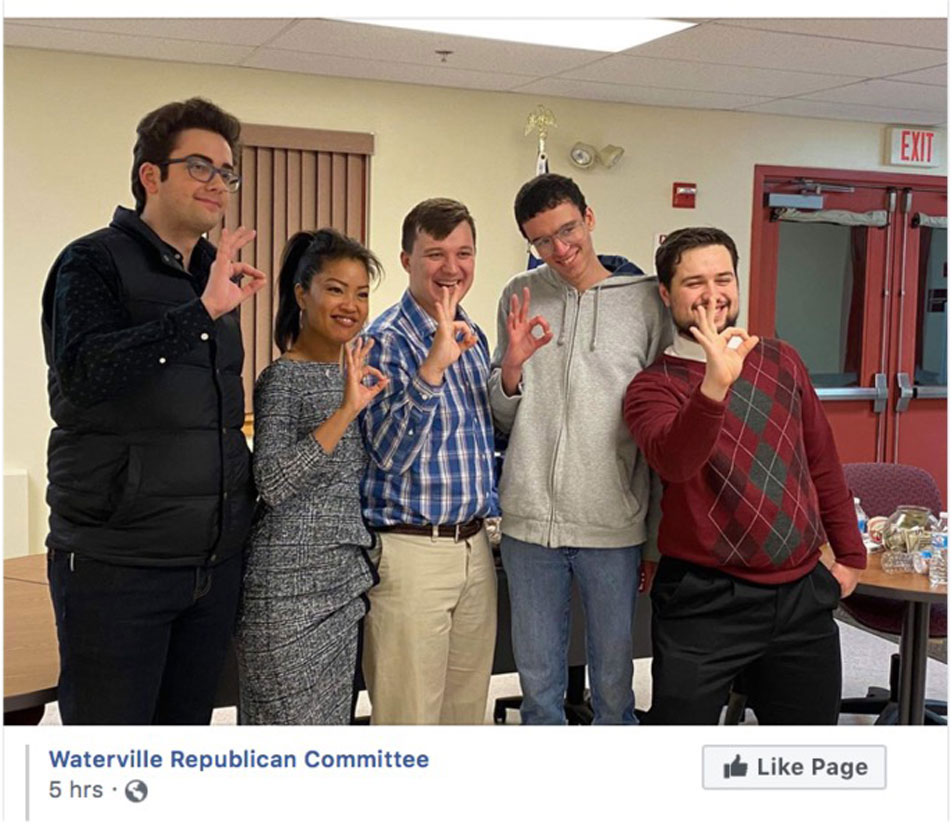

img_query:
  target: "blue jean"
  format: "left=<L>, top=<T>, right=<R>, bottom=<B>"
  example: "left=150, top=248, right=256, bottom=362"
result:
left=500, top=536, right=641, bottom=725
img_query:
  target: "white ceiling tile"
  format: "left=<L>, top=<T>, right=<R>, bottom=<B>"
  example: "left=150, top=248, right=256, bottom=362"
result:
left=513, top=77, right=772, bottom=110
left=625, top=22, right=944, bottom=77
left=3, top=17, right=946, bottom=120
left=3, top=23, right=255, bottom=65
left=563, top=54, right=860, bottom=97
left=740, top=97, right=946, bottom=126
left=266, top=18, right=604, bottom=75
left=245, top=48, right=533, bottom=91
left=8, top=17, right=293, bottom=46
left=885, top=64, right=948, bottom=86
left=718, top=18, right=946, bottom=51
left=802, top=79, right=947, bottom=111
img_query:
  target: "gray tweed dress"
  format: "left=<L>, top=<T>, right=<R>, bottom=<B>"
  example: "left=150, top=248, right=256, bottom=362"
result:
left=236, top=358, right=376, bottom=725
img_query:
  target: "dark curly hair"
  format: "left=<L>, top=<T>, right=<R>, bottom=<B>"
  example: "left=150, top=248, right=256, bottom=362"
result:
left=513, top=173, right=588, bottom=239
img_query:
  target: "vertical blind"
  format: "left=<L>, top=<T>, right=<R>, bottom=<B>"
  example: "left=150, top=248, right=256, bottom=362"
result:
left=208, top=124, right=374, bottom=416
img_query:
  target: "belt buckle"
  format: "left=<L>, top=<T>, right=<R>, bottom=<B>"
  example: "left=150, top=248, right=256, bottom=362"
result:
left=454, top=523, right=462, bottom=542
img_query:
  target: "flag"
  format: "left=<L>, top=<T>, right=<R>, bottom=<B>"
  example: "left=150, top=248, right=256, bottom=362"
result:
left=527, top=148, right=549, bottom=269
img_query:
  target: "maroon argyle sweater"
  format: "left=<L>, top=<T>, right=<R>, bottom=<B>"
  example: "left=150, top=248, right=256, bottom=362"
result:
left=623, top=338, right=866, bottom=584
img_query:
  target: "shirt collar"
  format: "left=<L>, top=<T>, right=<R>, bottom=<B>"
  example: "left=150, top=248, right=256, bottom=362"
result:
left=111, top=206, right=216, bottom=275
left=666, top=332, right=707, bottom=363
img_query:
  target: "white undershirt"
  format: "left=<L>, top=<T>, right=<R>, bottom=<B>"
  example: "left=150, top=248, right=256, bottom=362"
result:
left=665, top=333, right=707, bottom=363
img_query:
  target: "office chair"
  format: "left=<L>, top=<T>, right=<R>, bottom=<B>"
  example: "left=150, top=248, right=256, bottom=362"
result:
left=839, top=462, right=947, bottom=725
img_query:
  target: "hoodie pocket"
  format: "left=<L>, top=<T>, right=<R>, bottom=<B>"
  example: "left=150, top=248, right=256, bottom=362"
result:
left=615, top=457, right=638, bottom=518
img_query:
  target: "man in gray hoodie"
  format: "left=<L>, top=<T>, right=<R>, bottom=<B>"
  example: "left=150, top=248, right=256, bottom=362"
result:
left=489, top=173, right=669, bottom=724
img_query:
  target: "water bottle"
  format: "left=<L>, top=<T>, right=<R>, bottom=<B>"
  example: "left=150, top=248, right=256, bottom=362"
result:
left=929, top=511, right=947, bottom=586
left=854, top=497, right=867, bottom=535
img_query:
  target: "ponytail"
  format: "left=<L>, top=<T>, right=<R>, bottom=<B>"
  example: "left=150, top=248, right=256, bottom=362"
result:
left=274, top=231, right=317, bottom=353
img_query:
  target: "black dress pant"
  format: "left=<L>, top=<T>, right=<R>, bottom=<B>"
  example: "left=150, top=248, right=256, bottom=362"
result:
left=48, top=549, right=242, bottom=725
left=645, top=557, right=842, bottom=725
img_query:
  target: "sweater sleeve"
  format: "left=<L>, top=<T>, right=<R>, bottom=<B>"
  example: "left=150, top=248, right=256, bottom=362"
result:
left=623, top=366, right=727, bottom=483
left=252, top=366, right=341, bottom=507
left=791, top=346, right=867, bottom=569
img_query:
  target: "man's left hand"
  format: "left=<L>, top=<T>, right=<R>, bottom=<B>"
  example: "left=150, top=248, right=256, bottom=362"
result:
left=639, top=559, right=658, bottom=593
left=829, top=561, right=861, bottom=598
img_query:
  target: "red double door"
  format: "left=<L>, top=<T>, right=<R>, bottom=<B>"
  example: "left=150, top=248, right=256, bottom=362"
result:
left=750, top=165, right=947, bottom=503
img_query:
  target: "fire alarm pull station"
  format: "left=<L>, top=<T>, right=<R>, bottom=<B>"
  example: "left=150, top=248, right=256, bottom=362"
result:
left=673, top=182, right=696, bottom=209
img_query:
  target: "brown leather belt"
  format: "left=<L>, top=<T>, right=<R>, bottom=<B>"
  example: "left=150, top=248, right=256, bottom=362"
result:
left=377, top=519, right=484, bottom=542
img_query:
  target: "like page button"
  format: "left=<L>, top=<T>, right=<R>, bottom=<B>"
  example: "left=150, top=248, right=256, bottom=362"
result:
left=703, top=746, right=886, bottom=789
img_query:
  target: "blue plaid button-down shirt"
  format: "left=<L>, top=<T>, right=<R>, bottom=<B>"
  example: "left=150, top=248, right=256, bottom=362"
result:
left=360, top=290, right=498, bottom=527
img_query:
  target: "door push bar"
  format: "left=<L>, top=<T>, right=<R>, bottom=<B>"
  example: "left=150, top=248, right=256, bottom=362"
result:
left=896, top=372, right=948, bottom=411
left=897, top=372, right=914, bottom=412
left=815, top=372, right=887, bottom=413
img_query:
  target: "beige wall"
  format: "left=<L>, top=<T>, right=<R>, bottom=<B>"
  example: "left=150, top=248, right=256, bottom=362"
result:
left=4, top=46, right=946, bottom=557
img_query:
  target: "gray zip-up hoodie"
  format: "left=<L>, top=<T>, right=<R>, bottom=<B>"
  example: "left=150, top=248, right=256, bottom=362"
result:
left=489, top=255, right=670, bottom=551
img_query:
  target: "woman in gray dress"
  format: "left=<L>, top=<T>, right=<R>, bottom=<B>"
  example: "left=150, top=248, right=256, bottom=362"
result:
left=237, top=228, right=387, bottom=724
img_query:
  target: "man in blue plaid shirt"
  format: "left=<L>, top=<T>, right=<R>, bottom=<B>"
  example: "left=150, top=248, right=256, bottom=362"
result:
left=360, top=198, right=497, bottom=724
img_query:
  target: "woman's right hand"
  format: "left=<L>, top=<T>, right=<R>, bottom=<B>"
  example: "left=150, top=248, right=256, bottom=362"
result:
left=341, top=337, right=389, bottom=416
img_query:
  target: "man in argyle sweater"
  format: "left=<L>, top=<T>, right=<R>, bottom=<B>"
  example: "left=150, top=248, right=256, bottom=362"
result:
left=623, top=226, right=866, bottom=725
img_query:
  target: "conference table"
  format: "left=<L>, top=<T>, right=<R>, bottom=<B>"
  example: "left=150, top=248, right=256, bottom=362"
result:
left=5, top=550, right=944, bottom=725
left=832, top=548, right=948, bottom=725
left=4, top=554, right=57, bottom=724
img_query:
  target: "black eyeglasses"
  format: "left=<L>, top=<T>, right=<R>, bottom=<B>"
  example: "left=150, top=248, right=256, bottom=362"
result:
left=157, top=155, right=241, bottom=192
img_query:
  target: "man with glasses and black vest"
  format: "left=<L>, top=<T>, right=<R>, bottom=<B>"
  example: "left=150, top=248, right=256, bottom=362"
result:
left=489, top=174, right=669, bottom=724
left=41, top=98, right=266, bottom=724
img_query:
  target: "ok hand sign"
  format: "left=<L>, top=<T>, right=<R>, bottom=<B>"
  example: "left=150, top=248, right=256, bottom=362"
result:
left=505, top=287, right=552, bottom=365
left=501, top=287, right=552, bottom=394
left=341, top=337, right=389, bottom=416
left=420, top=284, right=478, bottom=385
left=201, top=227, right=268, bottom=320
left=691, top=299, right=759, bottom=402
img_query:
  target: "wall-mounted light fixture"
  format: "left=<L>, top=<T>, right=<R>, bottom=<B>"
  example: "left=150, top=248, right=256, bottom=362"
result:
left=569, top=142, right=625, bottom=170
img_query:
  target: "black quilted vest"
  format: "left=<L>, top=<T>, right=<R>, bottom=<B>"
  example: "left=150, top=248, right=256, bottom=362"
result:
left=41, top=208, right=255, bottom=566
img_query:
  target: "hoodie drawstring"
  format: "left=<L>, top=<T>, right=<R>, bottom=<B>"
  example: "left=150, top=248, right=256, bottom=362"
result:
left=557, top=292, right=569, bottom=346
left=591, top=285, right=601, bottom=351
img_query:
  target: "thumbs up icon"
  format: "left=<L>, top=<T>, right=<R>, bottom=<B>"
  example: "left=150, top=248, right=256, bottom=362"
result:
left=723, top=754, right=748, bottom=779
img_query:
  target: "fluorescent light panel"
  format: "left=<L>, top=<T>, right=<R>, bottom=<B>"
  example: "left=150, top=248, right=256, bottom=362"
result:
left=341, top=18, right=695, bottom=53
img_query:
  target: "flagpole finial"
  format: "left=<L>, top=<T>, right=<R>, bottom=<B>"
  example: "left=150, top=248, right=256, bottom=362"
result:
left=525, top=105, right=557, bottom=156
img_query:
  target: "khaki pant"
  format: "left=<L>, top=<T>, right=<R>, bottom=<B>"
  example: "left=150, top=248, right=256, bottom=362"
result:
left=363, top=527, right=497, bottom=724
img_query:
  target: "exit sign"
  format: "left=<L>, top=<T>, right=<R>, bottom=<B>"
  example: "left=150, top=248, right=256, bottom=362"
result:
left=887, top=127, right=941, bottom=167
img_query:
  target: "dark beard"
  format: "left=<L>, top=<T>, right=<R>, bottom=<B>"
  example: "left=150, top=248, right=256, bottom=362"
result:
left=673, top=308, right=740, bottom=337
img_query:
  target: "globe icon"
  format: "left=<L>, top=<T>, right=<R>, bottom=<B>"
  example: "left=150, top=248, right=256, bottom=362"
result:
left=124, top=780, right=148, bottom=803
